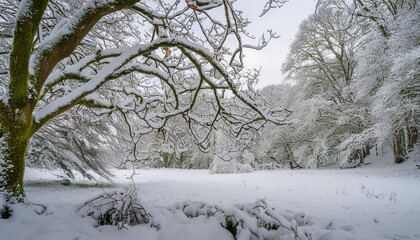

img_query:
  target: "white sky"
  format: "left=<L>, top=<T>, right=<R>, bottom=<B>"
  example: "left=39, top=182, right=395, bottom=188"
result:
left=237, top=0, right=317, bottom=88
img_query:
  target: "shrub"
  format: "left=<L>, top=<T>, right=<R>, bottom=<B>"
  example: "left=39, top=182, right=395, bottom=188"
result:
left=78, top=188, right=152, bottom=229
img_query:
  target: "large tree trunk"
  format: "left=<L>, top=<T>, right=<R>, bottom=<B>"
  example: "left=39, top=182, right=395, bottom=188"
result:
left=0, top=133, right=30, bottom=203
left=0, top=0, right=48, bottom=204
left=0, top=108, right=33, bottom=203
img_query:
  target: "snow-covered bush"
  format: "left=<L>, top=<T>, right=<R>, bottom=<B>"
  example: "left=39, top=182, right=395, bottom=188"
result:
left=78, top=189, right=152, bottom=229
left=254, top=161, right=282, bottom=170
left=169, top=199, right=311, bottom=240
left=210, top=151, right=255, bottom=174
left=222, top=200, right=310, bottom=240
left=77, top=189, right=313, bottom=239
left=169, top=200, right=223, bottom=218
left=209, top=157, right=237, bottom=174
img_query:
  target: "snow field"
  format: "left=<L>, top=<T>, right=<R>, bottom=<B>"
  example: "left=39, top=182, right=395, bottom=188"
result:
left=0, top=159, right=419, bottom=240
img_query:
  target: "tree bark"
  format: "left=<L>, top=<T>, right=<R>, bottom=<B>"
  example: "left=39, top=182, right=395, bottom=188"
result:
left=393, top=128, right=407, bottom=164
left=0, top=135, right=29, bottom=203
left=407, top=127, right=418, bottom=152
left=0, top=108, right=33, bottom=203
left=0, top=0, right=48, bottom=204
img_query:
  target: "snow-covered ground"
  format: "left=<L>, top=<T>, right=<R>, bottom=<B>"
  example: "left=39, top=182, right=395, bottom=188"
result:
left=1, top=155, right=419, bottom=240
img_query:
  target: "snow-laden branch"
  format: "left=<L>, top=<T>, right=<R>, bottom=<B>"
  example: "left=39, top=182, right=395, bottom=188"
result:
left=35, top=35, right=289, bottom=131
left=260, top=0, right=289, bottom=17
left=34, top=37, right=169, bottom=124
left=30, top=0, right=141, bottom=94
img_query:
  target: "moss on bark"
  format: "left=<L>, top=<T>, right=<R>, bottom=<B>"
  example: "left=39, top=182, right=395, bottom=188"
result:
left=0, top=108, right=33, bottom=203
left=0, top=134, right=29, bottom=203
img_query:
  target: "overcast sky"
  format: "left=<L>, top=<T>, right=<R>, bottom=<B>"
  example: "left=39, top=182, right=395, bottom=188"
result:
left=236, top=0, right=317, bottom=89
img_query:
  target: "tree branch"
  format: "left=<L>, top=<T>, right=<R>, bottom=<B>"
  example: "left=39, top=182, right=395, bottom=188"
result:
left=31, top=0, right=141, bottom=97
left=8, top=0, right=48, bottom=108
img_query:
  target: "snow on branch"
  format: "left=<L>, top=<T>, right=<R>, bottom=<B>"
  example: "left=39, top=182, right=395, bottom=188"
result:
left=30, top=0, right=141, bottom=93
left=35, top=35, right=289, bottom=130
left=2, top=0, right=294, bottom=154
left=35, top=38, right=170, bottom=124
left=260, top=0, right=289, bottom=17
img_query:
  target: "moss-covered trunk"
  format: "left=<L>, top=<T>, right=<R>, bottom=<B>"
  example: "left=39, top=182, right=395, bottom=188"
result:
left=0, top=108, right=33, bottom=203
left=0, top=133, right=30, bottom=203
left=0, top=0, right=48, bottom=204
